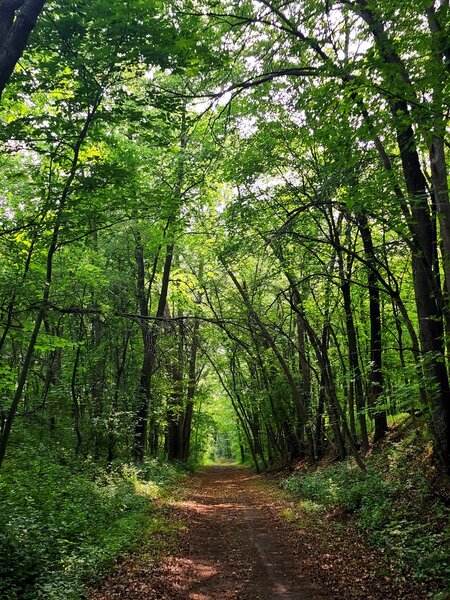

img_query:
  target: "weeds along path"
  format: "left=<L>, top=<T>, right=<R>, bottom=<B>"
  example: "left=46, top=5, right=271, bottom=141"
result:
left=90, top=466, right=424, bottom=600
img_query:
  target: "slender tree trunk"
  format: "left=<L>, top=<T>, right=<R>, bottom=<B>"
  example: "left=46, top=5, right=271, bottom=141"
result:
left=285, top=295, right=366, bottom=471
left=226, top=269, right=308, bottom=428
left=206, top=350, right=261, bottom=472
left=133, top=234, right=152, bottom=462
left=167, top=315, right=184, bottom=461
left=358, top=215, right=388, bottom=442
left=133, top=237, right=175, bottom=461
left=134, top=108, right=187, bottom=460
left=336, top=227, right=369, bottom=451
left=314, top=387, right=325, bottom=460
left=319, top=323, right=346, bottom=460
left=90, top=232, right=105, bottom=433
left=108, top=327, right=131, bottom=463
left=181, top=318, right=199, bottom=462
left=293, top=287, right=311, bottom=408
left=71, top=342, right=83, bottom=454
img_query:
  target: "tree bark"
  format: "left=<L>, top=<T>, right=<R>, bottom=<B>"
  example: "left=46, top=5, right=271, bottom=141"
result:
left=167, top=314, right=184, bottom=461
left=351, top=0, right=450, bottom=468
left=226, top=269, right=308, bottom=428
left=336, top=220, right=369, bottom=451
left=181, top=317, right=199, bottom=461
left=357, top=215, right=388, bottom=442
left=0, top=0, right=46, bottom=98
left=132, top=239, right=174, bottom=462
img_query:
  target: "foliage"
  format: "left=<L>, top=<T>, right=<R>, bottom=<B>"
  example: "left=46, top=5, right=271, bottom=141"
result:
left=282, top=426, right=450, bottom=590
left=283, top=463, right=395, bottom=526
left=0, top=449, right=184, bottom=600
left=0, top=0, right=449, bottom=594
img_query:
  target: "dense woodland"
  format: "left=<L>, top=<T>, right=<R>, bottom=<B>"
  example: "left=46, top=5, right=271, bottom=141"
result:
left=1, top=0, right=450, bottom=598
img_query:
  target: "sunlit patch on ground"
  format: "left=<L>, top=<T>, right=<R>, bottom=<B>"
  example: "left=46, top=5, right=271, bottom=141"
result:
left=91, top=466, right=429, bottom=600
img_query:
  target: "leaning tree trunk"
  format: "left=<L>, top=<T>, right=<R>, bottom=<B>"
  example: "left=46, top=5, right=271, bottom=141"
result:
left=285, top=295, right=366, bottom=471
left=226, top=269, right=308, bottom=450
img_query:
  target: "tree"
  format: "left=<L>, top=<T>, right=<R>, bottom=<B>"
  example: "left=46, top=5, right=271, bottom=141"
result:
left=0, top=0, right=46, bottom=98
left=189, top=0, right=450, bottom=469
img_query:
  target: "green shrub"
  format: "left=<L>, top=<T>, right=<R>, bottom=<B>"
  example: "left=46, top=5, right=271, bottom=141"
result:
left=282, top=464, right=395, bottom=529
left=282, top=449, right=450, bottom=589
left=0, top=447, right=183, bottom=599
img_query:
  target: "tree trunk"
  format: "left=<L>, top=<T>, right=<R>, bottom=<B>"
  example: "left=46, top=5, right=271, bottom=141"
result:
left=181, top=318, right=199, bottom=462
left=358, top=214, right=388, bottom=442
left=352, top=0, right=450, bottom=470
left=336, top=222, right=369, bottom=451
left=167, top=316, right=184, bottom=461
left=133, top=239, right=174, bottom=462
left=0, top=0, right=46, bottom=98
left=286, top=296, right=366, bottom=471
left=226, top=269, right=308, bottom=429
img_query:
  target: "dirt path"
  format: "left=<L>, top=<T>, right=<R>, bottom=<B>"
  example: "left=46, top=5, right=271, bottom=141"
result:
left=155, top=465, right=328, bottom=599
left=91, top=466, right=428, bottom=600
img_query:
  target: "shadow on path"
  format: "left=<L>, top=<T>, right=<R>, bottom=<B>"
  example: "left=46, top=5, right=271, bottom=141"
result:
left=92, top=466, right=328, bottom=599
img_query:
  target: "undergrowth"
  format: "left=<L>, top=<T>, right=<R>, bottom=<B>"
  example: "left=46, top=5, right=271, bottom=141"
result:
left=0, top=446, right=185, bottom=600
left=281, top=426, right=450, bottom=597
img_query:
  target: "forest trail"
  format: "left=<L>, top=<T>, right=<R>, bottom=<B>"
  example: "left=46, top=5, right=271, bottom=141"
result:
left=92, top=465, right=329, bottom=599
left=91, top=466, right=428, bottom=600
left=156, top=465, right=328, bottom=599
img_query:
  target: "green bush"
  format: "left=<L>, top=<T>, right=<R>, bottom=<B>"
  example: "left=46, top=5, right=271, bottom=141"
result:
left=282, top=452, right=450, bottom=588
left=0, top=447, right=182, bottom=599
left=282, top=463, right=395, bottom=528
left=141, top=457, right=183, bottom=484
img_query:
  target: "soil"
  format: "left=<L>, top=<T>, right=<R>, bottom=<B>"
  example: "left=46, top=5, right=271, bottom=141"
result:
left=90, top=465, right=431, bottom=600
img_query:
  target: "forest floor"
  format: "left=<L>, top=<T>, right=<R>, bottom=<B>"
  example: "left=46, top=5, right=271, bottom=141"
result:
left=90, top=465, right=432, bottom=600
